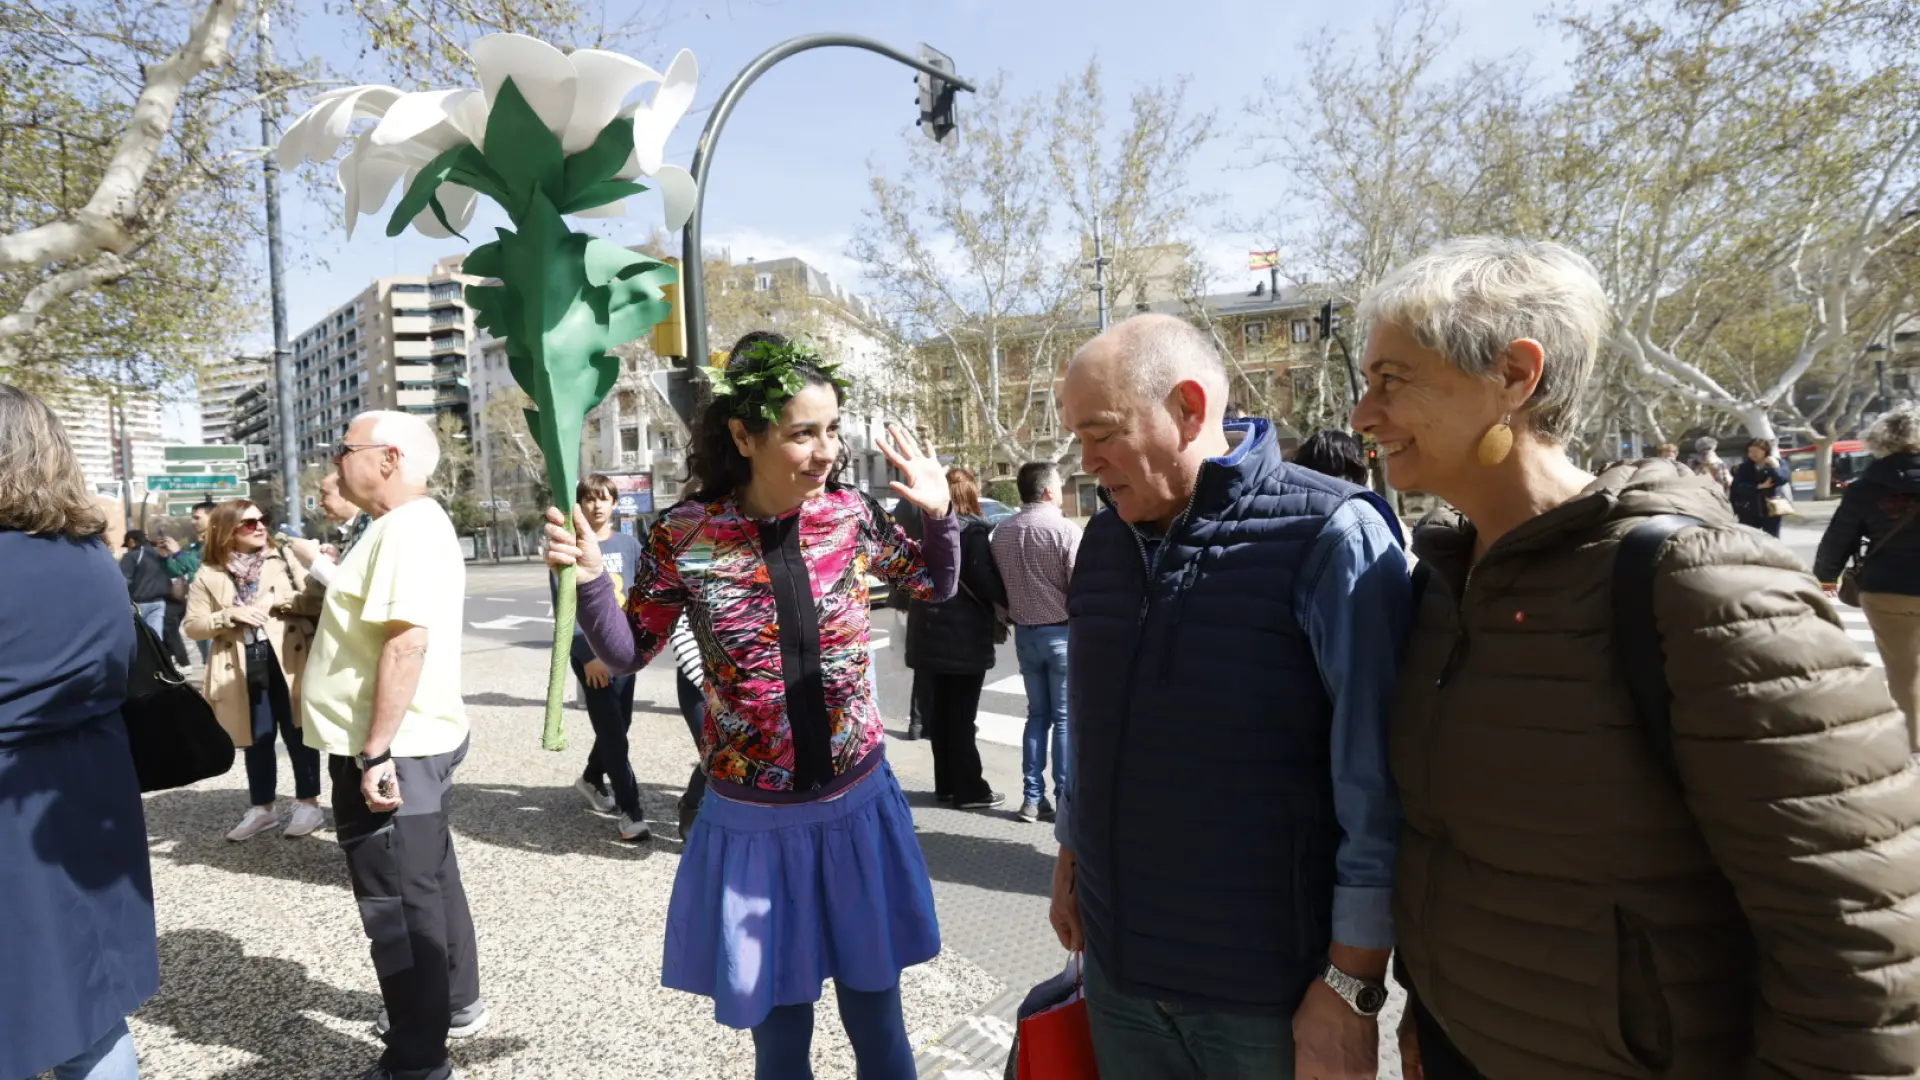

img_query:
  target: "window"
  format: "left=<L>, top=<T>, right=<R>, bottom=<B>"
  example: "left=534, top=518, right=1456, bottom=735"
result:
left=1029, top=390, right=1057, bottom=437
left=942, top=364, right=956, bottom=381
left=755, top=273, right=774, bottom=292
left=620, top=426, right=640, bottom=453
left=1291, top=319, right=1313, bottom=344
left=1076, top=480, right=1100, bottom=516
left=1242, top=320, right=1268, bottom=348
left=941, top=396, right=964, bottom=437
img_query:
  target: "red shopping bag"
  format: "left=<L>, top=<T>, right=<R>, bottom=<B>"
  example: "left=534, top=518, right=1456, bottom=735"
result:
left=1015, top=955, right=1100, bottom=1080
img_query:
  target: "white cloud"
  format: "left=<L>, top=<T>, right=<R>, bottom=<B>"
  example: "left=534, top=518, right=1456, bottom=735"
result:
left=701, top=226, right=863, bottom=292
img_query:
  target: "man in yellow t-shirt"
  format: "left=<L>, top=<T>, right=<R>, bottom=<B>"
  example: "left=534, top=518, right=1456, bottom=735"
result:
left=303, top=409, right=483, bottom=1080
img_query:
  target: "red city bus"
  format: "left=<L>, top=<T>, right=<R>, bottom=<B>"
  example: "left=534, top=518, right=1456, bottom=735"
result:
left=1781, top=440, right=1872, bottom=499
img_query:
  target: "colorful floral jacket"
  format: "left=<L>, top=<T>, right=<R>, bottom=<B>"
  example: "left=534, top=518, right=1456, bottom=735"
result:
left=577, top=486, right=959, bottom=793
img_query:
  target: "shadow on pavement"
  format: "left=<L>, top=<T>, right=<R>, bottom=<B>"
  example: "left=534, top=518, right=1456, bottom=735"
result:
left=143, top=787, right=349, bottom=889
left=912, top=824, right=1056, bottom=898
left=135, top=928, right=527, bottom=1080
left=452, top=782, right=689, bottom=859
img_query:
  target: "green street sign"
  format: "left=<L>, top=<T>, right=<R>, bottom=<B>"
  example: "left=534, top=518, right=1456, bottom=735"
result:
left=163, top=445, right=246, bottom=463
left=146, top=474, right=241, bottom=492
left=164, top=463, right=209, bottom=474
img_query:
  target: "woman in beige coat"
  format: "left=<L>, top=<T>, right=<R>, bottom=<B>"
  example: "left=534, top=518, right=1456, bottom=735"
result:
left=184, top=500, right=325, bottom=841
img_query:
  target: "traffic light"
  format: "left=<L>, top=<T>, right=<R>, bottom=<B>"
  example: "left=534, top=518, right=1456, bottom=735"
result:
left=651, top=256, right=686, bottom=358
left=917, top=44, right=958, bottom=144
left=1316, top=300, right=1341, bottom=342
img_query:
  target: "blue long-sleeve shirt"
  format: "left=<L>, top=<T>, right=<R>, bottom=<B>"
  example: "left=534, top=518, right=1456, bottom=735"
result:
left=1056, top=497, right=1411, bottom=951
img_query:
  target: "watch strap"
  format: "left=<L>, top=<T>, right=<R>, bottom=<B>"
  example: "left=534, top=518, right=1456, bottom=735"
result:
left=1322, top=962, right=1386, bottom=1016
left=360, top=749, right=392, bottom=769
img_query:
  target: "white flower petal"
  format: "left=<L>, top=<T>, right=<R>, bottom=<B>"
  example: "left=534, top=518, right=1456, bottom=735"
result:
left=338, top=141, right=410, bottom=240
left=471, top=33, right=577, bottom=141
left=281, top=85, right=405, bottom=169
left=562, top=50, right=663, bottom=153
left=568, top=199, right=627, bottom=219
left=629, top=49, right=698, bottom=176
left=411, top=183, right=479, bottom=238
left=652, top=163, right=698, bottom=232
left=448, top=91, right=492, bottom=153
left=369, top=89, right=474, bottom=152
left=613, top=117, right=645, bottom=181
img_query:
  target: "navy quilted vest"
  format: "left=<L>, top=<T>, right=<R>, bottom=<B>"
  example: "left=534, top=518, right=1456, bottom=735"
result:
left=1067, top=419, right=1386, bottom=1014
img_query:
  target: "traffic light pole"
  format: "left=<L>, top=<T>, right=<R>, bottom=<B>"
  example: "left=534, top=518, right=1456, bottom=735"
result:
left=675, top=34, right=977, bottom=418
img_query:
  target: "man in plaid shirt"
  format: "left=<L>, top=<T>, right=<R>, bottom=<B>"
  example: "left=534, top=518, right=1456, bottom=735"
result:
left=989, top=462, right=1082, bottom=823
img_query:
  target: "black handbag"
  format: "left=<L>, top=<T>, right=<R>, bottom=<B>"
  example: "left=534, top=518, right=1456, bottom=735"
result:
left=122, top=607, right=234, bottom=792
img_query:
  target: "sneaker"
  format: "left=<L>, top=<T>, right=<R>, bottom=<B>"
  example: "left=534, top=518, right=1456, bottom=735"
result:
left=618, top=813, right=653, bottom=842
left=355, top=1064, right=462, bottom=1080
left=374, top=999, right=489, bottom=1039
left=226, top=806, right=280, bottom=842
left=1018, top=800, right=1042, bottom=823
left=957, top=791, right=1007, bottom=811
left=284, top=802, right=326, bottom=838
left=1039, top=797, right=1056, bottom=822
left=573, top=776, right=616, bottom=814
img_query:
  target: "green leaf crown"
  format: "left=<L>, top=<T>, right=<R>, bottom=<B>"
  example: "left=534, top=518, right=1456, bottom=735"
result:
left=705, top=338, right=852, bottom=425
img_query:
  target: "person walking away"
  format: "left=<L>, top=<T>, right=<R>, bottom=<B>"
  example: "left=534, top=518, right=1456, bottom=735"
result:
left=1352, top=236, right=1920, bottom=1078
left=1730, top=436, right=1792, bottom=538
left=546, top=330, right=959, bottom=1078
left=555, top=473, right=650, bottom=840
left=303, top=410, right=487, bottom=1078
left=1052, top=315, right=1411, bottom=1078
left=1291, top=429, right=1370, bottom=485
left=890, top=496, right=929, bottom=741
left=989, top=460, right=1080, bottom=823
left=120, top=529, right=171, bottom=638
left=1691, top=435, right=1731, bottom=492
left=1815, top=401, right=1920, bottom=751
left=163, top=501, right=216, bottom=664
left=184, top=500, right=327, bottom=842
left=0, top=383, right=156, bottom=1080
left=908, top=467, right=1009, bottom=812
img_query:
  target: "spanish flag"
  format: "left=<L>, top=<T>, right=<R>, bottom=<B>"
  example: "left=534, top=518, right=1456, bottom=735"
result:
left=1248, top=250, right=1279, bottom=271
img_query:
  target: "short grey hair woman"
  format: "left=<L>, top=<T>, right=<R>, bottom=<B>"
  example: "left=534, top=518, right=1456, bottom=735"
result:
left=1815, top=401, right=1920, bottom=743
left=0, top=383, right=157, bottom=1079
left=1351, top=237, right=1920, bottom=1077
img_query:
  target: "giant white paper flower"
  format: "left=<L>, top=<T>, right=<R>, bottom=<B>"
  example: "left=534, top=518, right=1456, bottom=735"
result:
left=278, top=34, right=698, bottom=238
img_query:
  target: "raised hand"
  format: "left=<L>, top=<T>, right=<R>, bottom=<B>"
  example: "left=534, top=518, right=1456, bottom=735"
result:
left=544, top=506, right=605, bottom=583
left=878, top=423, right=952, bottom=518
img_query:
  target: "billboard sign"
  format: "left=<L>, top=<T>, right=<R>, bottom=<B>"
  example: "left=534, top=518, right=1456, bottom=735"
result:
left=604, top=471, right=653, bottom=517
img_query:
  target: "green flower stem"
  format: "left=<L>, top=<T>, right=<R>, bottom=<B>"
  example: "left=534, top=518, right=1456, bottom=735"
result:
left=545, top=562, right=576, bottom=751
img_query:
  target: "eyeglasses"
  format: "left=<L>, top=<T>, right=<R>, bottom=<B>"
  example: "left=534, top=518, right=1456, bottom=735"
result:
left=330, top=442, right=390, bottom=463
left=236, top=517, right=267, bottom=532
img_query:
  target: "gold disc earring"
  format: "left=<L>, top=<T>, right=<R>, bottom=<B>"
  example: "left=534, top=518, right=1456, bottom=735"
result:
left=1476, top=412, right=1514, bottom=467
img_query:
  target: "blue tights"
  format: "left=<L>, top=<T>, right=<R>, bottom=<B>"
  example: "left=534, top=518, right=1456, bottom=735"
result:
left=751, top=983, right=914, bottom=1080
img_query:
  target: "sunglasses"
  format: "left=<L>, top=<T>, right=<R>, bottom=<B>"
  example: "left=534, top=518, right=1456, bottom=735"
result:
left=331, top=442, right=390, bottom=463
left=237, top=517, right=267, bottom=532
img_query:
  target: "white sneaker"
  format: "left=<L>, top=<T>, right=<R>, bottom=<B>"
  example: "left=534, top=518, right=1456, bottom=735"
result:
left=618, top=813, right=652, bottom=841
left=284, top=802, right=326, bottom=838
left=226, top=806, right=281, bottom=842
left=574, top=776, right=616, bottom=814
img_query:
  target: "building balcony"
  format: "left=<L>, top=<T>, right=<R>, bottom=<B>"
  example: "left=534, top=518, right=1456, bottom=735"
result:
left=392, top=315, right=432, bottom=336
left=393, top=339, right=432, bottom=359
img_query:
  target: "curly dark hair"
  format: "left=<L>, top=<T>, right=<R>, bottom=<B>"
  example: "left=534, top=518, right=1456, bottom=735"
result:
left=685, top=330, right=848, bottom=501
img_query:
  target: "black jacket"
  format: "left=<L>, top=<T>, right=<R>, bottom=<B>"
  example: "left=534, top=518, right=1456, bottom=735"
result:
left=1815, top=452, right=1920, bottom=595
left=1729, top=456, right=1790, bottom=526
left=905, top=515, right=1006, bottom=674
left=120, top=544, right=171, bottom=604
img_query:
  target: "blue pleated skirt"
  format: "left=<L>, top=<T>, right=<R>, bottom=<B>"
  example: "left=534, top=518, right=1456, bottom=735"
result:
left=662, top=760, right=942, bottom=1030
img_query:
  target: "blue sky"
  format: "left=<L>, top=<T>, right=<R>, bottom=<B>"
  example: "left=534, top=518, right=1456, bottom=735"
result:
left=164, top=0, right=1570, bottom=437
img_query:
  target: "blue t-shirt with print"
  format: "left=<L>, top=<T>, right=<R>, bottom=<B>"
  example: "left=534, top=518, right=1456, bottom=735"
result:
left=553, top=528, right=645, bottom=662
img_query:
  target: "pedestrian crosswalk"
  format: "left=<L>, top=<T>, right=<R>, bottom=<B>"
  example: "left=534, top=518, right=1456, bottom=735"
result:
left=1839, top=608, right=1885, bottom=669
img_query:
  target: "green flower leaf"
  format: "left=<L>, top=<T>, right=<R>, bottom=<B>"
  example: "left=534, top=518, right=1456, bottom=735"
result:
left=556, top=180, right=651, bottom=216
left=482, top=77, right=565, bottom=215
left=386, top=142, right=473, bottom=239
left=560, top=116, right=637, bottom=208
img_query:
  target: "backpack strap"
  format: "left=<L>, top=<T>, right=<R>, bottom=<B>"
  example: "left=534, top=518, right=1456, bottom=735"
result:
left=1613, top=513, right=1705, bottom=778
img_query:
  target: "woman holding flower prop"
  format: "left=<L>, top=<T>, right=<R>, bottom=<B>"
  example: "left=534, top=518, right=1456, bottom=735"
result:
left=276, top=33, right=699, bottom=752
left=545, top=331, right=958, bottom=1077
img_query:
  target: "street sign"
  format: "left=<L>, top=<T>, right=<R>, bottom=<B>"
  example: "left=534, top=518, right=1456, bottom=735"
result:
left=147, top=474, right=241, bottom=492
left=163, top=444, right=246, bottom=463
left=164, top=463, right=211, bottom=474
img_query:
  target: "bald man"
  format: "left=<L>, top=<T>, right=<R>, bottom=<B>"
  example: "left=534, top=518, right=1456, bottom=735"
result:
left=1050, top=314, right=1412, bottom=1079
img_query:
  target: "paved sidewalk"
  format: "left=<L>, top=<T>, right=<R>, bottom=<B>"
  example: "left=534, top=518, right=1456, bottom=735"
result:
left=126, top=627, right=999, bottom=1079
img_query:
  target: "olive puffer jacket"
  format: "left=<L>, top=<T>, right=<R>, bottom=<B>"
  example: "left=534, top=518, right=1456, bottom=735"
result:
left=1395, top=460, right=1920, bottom=1080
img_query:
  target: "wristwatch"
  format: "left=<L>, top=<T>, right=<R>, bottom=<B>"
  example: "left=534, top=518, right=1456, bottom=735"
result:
left=357, top=748, right=392, bottom=771
left=1322, top=962, right=1389, bottom=1017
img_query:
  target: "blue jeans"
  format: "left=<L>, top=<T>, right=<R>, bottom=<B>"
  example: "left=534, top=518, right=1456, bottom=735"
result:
left=574, top=653, right=641, bottom=819
left=1015, top=624, right=1070, bottom=804
left=244, top=642, right=321, bottom=806
left=1082, top=950, right=1294, bottom=1079
left=751, top=983, right=914, bottom=1080
left=135, top=600, right=165, bottom=640
left=50, top=1018, right=139, bottom=1080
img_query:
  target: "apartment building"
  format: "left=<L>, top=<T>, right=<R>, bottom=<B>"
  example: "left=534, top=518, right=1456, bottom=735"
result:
left=197, top=359, right=268, bottom=447
left=52, top=393, right=166, bottom=496
left=284, top=254, right=477, bottom=474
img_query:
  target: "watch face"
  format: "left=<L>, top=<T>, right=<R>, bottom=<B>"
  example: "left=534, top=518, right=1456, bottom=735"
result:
left=1356, top=985, right=1389, bottom=1015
